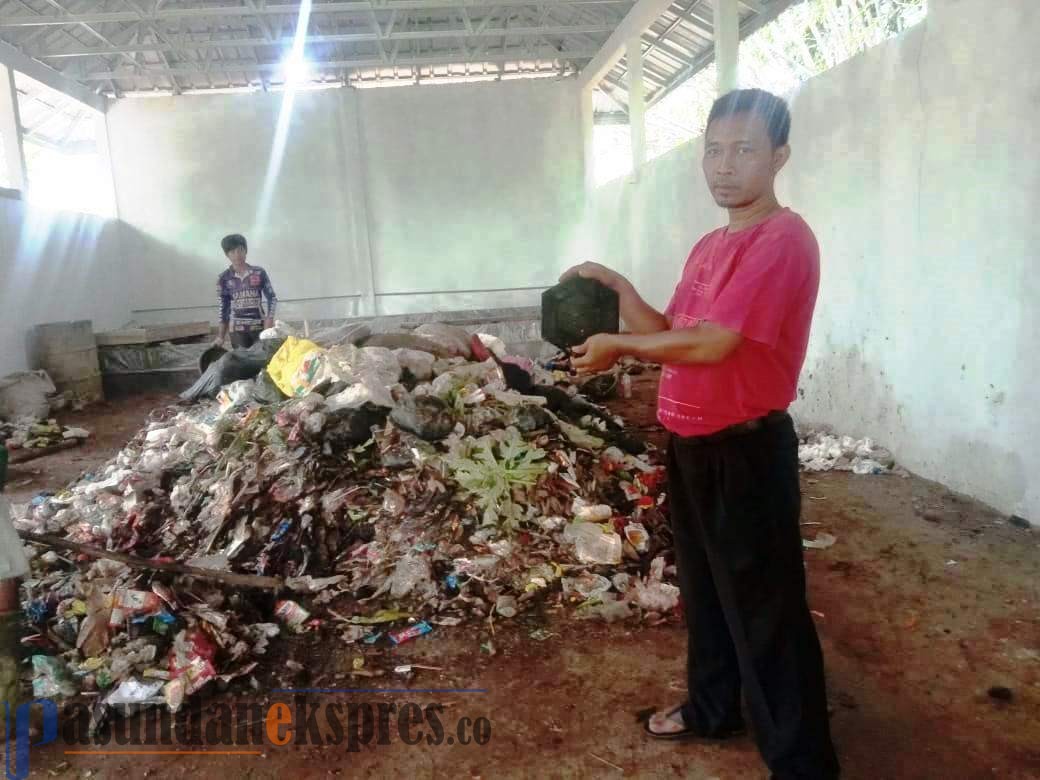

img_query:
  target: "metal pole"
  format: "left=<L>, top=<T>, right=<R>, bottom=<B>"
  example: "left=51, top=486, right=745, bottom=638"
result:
left=627, top=37, right=646, bottom=170
left=0, top=65, right=28, bottom=191
left=580, top=84, right=596, bottom=192
left=714, top=0, right=739, bottom=94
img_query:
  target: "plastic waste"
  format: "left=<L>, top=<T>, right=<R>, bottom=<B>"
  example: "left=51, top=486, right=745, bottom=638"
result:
left=413, top=323, right=472, bottom=359
left=578, top=595, right=633, bottom=623
left=274, top=600, right=312, bottom=632
left=326, top=381, right=394, bottom=411
left=624, top=523, right=649, bottom=553
left=259, top=320, right=301, bottom=340
left=394, top=348, right=436, bottom=381
left=388, top=621, right=433, bottom=645
left=181, top=340, right=279, bottom=402
left=803, top=532, right=837, bottom=550
left=217, top=379, right=256, bottom=412
left=562, top=522, right=623, bottom=565
left=630, top=557, right=680, bottom=611
left=0, top=495, right=29, bottom=579
left=390, top=394, right=456, bottom=441
left=109, top=589, right=166, bottom=626
left=573, top=497, right=613, bottom=522
left=32, top=655, right=77, bottom=698
left=541, top=276, right=620, bottom=350
left=384, top=554, right=436, bottom=600
left=252, top=370, right=287, bottom=405
left=308, top=322, right=371, bottom=349
left=0, top=370, right=55, bottom=420
left=562, top=572, right=612, bottom=600
left=495, top=595, right=518, bottom=618
left=265, top=336, right=323, bottom=397
left=166, top=629, right=218, bottom=704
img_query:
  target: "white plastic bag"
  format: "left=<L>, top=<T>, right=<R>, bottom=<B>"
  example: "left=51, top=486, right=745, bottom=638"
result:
left=0, top=495, right=30, bottom=579
left=0, top=370, right=55, bottom=420
left=394, top=349, right=436, bottom=381
left=562, top=522, right=622, bottom=565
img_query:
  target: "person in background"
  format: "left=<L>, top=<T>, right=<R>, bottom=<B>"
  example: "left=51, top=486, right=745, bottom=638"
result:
left=214, top=234, right=278, bottom=349
left=0, top=444, right=30, bottom=736
left=562, top=89, right=839, bottom=779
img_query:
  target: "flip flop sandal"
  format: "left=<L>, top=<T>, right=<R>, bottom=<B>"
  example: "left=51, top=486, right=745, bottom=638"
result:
left=643, top=705, right=747, bottom=741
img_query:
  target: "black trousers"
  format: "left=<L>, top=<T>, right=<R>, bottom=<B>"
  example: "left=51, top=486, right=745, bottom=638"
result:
left=667, top=414, right=840, bottom=780
left=230, top=330, right=260, bottom=349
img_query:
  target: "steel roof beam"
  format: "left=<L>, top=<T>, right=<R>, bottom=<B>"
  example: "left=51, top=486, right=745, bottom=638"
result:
left=0, top=1, right=635, bottom=28
left=77, top=45, right=601, bottom=79
left=32, top=23, right=614, bottom=57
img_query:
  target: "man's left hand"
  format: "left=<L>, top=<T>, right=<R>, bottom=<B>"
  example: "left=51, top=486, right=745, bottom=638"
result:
left=571, top=334, right=622, bottom=375
left=263, top=318, right=275, bottom=330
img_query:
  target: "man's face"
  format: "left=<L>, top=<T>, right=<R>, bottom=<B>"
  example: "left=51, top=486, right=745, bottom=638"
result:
left=702, top=112, right=788, bottom=209
left=226, top=247, right=247, bottom=265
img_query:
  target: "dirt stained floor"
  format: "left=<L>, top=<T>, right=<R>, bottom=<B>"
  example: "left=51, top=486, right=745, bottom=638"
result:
left=4, top=378, right=1039, bottom=779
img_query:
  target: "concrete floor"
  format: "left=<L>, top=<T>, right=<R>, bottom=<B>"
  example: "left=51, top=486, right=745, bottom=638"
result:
left=5, top=383, right=1039, bottom=779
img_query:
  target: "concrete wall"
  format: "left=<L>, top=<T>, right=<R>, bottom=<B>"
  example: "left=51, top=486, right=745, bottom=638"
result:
left=105, top=78, right=584, bottom=324
left=583, top=0, right=1039, bottom=522
left=0, top=195, right=129, bottom=376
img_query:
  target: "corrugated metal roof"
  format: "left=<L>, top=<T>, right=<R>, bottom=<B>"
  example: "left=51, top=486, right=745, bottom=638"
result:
left=602, top=0, right=797, bottom=110
left=0, top=0, right=798, bottom=148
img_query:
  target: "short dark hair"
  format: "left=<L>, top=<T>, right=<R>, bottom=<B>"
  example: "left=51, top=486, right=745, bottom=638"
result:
left=221, top=234, right=248, bottom=255
left=707, top=89, right=791, bottom=148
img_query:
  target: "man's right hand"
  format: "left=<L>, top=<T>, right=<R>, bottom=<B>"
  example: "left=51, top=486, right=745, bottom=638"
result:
left=560, top=262, right=630, bottom=293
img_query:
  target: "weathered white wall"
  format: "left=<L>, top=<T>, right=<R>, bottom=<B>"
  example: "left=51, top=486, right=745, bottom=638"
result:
left=0, top=195, right=129, bottom=376
left=107, top=88, right=371, bottom=324
left=106, top=79, right=584, bottom=323
left=359, top=79, right=584, bottom=315
left=582, top=0, right=1039, bottom=522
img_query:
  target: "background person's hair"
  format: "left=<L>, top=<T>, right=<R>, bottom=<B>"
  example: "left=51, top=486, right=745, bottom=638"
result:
left=707, top=89, right=791, bottom=148
left=221, top=234, right=248, bottom=255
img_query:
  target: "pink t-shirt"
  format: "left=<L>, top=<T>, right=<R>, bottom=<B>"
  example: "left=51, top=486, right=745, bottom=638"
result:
left=657, top=208, right=820, bottom=436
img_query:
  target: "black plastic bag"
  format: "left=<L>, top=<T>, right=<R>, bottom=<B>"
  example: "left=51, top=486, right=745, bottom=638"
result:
left=389, top=395, right=456, bottom=441
left=252, top=370, right=288, bottom=405
left=179, top=339, right=283, bottom=402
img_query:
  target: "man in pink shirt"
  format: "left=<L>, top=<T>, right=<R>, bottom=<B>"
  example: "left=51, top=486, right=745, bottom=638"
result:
left=565, top=89, right=839, bottom=779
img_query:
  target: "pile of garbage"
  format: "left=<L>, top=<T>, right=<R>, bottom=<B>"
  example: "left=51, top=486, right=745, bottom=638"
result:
left=14, top=322, right=675, bottom=715
left=798, top=431, right=896, bottom=475
left=0, top=370, right=92, bottom=452
left=1, top=419, right=90, bottom=451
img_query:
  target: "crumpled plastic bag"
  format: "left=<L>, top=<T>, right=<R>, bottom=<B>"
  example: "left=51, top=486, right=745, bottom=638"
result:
left=562, top=571, right=612, bottom=600
left=32, top=655, right=77, bottom=698
left=578, top=593, right=633, bottom=623
left=309, top=322, right=372, bottom=349
left=217, top=379, right=255, bottom=412
left=259, top=320, right=300, bottom=340
left=414, top=323, right=472, bottom=359
left=562, top=522, right=622, bottom=565
left=381, top=554, right=437, bottom=600
left=390, top=394, right=456, bottom=441
left=394, top=349, right=436, bottom=381
left=326, top=381, right=394, bottom=411
left=266, top=336, right=324, bottom=397
left=629, top=557, right=680, bottom=611
left=798, top=432, right=895, bottom=474
left=475, top=333, right=507, bottom=358
left=251, top=370, right=287, bottom=405
left=180, top=341, right=278, bottom=402
left=336, top=345, right=402, bottom=388
left=0, top=495, right=30, bottom=579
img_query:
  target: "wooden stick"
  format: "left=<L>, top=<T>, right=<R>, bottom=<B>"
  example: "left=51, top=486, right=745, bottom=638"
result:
left=8, top=439, right=81, bottom=464
left=589, top=753, right=624, bottom=772
left=16, top=531, right=283, bottom=590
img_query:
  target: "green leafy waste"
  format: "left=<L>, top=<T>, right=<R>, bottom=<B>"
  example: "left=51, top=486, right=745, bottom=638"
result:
left=442, top=427, right=548, bottom=532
